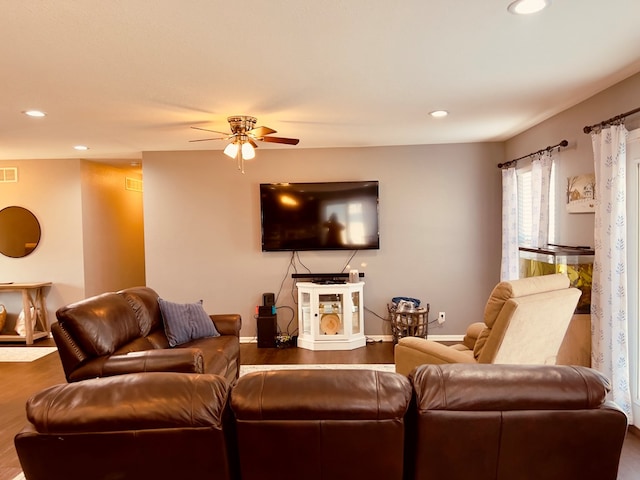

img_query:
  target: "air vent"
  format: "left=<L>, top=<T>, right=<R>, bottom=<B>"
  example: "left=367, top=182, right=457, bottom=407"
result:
left=0, top=167, right=18, bottom=183
left=125, top=177, right=143, bottom=192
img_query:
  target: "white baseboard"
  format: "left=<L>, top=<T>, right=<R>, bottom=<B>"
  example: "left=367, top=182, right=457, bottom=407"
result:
left=240, top=334, right=464, bottom=344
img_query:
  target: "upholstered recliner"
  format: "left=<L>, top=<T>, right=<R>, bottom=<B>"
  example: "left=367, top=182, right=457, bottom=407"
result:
left=395, top=273, right=581, bottom=375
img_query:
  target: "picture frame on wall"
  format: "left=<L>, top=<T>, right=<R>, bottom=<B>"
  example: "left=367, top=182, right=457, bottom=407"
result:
left=566, top=173, right=595, bottom=213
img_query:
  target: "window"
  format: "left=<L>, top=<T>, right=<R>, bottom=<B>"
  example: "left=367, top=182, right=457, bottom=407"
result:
left=626, top=127, right=640, bottom=424
left=516, top=162, right=556, bottom=247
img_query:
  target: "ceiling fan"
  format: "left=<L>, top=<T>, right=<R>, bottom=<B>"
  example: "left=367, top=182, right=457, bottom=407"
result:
left=190, top=115, right=300, bottom=173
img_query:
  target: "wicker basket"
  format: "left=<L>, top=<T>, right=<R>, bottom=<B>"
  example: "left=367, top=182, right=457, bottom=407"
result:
left=388, top=304, right=429, bottom=344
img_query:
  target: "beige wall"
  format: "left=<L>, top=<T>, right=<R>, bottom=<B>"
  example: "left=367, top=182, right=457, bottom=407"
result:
left=0, top=159, right=85, bottom=322
left=80, top=162, right=145, bottom=297
left=505, top=71, right=640, bottom=247
left=142, top=143, right=504, bottom=339
left=0, top=159, right=144, bottom=327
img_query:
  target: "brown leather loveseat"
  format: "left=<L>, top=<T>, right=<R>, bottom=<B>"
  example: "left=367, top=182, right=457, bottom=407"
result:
left=15, top=365, right=628, bottom=480
left=52, top=286, right=241, bottom=383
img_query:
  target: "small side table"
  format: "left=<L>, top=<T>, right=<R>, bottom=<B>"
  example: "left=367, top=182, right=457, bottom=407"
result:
left=0, top=282, right=52, bottom=345
left=389, top=304, right=430, bottom=344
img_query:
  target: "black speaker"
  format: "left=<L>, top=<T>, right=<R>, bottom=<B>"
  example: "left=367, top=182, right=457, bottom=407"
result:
left=263, top=292, right=275, bottom=307
left=257, top=314, right=277, bottom=348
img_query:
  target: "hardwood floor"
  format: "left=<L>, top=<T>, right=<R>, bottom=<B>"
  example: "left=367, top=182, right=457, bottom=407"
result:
left=0, top=340, right=638, bottom=480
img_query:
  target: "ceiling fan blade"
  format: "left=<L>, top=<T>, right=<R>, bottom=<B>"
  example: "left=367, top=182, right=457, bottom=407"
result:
left=261, top=136, right=300, bottom=145
left=248, top=138, right=259, bottom=148
left=250, top=126, right=277, bottom=137
left=189, top=137, right=226, bottom=142
left=190, top=126, right=230, bottom=136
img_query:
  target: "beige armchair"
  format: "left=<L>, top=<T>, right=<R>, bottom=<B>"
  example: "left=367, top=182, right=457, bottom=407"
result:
left=394, top=273, right=581, bottom=375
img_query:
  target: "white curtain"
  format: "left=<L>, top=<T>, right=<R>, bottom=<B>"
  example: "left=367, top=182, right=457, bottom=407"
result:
left=591, top=124, right=634, bottom=422
left=530, top=152, right=552, bottom=247
left=501, top=167, right=519, bottom=281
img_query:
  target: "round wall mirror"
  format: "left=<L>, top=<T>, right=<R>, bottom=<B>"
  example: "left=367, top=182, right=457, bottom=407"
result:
left=0, top=206, right=42, bottom=258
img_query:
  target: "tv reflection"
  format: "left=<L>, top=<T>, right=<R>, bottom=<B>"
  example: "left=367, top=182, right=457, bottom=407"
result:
left=319, top=198, right=371, bottom=248
left=322, top=213, right=345, bottom=247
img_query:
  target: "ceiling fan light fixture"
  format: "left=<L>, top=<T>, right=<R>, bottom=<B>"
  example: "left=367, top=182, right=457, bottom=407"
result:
left=507, top=0, right=550, bottom=15
left=241, top=142, right=255, bottom=160
left=224, top=142, right=238, bottom=159
left=191, top=115, right=299, bottom=173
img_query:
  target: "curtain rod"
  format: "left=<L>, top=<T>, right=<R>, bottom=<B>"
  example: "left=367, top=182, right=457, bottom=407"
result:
left=497, top=139, right=568, bottom=169
left=583, top=106, right=640, bottom=134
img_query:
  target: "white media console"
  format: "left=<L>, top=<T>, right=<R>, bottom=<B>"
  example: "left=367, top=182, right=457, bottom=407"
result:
left=296, top=281, right=366, bottom=351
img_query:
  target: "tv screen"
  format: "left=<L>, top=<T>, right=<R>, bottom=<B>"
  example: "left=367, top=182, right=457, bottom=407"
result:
left=260, top=181, right=380, bottom=252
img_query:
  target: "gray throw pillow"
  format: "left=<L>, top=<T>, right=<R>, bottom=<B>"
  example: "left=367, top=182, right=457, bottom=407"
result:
left=158, top=298, right=220, bottom=347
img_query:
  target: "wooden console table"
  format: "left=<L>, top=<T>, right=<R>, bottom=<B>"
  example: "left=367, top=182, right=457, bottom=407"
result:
left=0, top=282, right=52, bottom=345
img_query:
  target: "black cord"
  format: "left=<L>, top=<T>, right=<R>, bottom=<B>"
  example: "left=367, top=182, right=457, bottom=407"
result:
left=365, top=305, right=388, bottom=321
left=341, top=250, right=358, bottom=273
left=274, top=251, right=296, bottom=305
left=276, top=305, right=297, bottom=336
left=295, top=251, right=312, bottom=273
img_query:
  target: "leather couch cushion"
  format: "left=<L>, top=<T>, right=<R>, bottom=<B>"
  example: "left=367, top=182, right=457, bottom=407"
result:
left=26, top=372, right=229, bottom=433
left=232, top=369, right=411, bottom=420
left=55, top=293, right=140, bottom=356
left=231, top=369, right=412, bottom=480
left=119, top=287, right=163, bottom=336
left=410, top=363, right=610, bottom=411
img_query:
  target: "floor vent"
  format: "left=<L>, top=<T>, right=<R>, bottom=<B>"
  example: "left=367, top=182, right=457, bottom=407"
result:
left=125, top=177, right=143, bottom=192
left=0, top=167, right=18, bottom=183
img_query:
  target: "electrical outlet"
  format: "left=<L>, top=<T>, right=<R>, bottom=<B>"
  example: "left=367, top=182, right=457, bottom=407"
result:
left=438, top=312, right=446, bottom=324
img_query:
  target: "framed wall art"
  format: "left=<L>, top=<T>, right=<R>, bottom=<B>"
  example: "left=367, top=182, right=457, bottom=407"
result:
left=566, top=173, right=595, bottom=213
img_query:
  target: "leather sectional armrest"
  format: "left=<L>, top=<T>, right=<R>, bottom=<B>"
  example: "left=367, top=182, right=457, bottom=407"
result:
left=101, top=348, right=205, bottom=377
left=25, top=372, right=229, bottom=433
left=210, top=314, right=242, bottom=336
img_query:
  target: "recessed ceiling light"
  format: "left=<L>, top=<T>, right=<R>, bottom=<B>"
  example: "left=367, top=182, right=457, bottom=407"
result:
left=23, top=110, right=46, bottom=117
left=508, top=0, right=550, bottom=15
left=73, top=145, right=89, bottom=151
left=429, top=110, right=449, bottom=118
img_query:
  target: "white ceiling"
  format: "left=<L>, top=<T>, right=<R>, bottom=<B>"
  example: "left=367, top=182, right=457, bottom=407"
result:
left=2, top=0, right=640, bottom=162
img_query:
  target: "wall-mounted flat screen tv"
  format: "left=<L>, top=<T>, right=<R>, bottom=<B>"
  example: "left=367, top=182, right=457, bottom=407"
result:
left=260, top=181, right=380, bottom=252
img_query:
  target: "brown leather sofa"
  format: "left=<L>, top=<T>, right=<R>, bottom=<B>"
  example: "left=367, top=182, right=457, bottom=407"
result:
left=52, top=286, right=241, bottom=383
left=15, top=365, right=628, bottom=480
